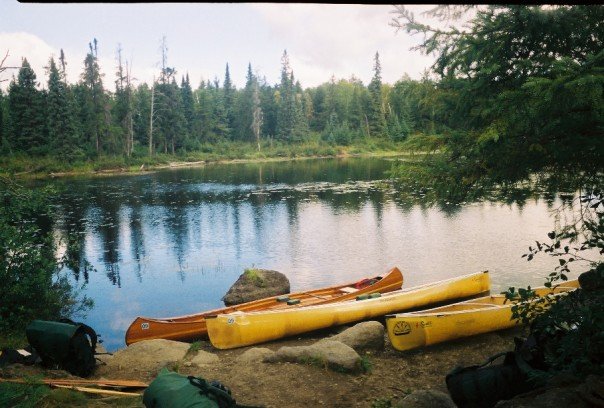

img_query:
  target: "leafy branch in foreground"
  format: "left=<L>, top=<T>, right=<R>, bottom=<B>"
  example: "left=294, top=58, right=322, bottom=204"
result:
left=503, top=189, right=603, bottom=378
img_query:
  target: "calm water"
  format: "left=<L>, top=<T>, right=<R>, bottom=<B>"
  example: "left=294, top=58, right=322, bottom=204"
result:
left=46, top=157, right=579, bottom=351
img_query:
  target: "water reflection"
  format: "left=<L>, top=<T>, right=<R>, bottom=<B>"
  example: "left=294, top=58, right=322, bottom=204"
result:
left=39, top=158, right=594, bottom=350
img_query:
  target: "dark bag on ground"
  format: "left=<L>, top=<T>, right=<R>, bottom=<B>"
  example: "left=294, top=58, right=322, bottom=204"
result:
left=445, top=349, right=544, bottom=408
left=25, top=319, right=97, bottom=378
left=143, top=368, right=241, bottom=408
left=0, top=346, right=39, bottom=367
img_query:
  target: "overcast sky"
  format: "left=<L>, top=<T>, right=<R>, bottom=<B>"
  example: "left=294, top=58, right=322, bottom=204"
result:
left=0, top=3, right=442, bottom=90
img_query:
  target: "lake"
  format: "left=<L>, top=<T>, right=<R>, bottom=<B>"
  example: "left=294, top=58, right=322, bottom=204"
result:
left=47, top=157, right=579, bottom=351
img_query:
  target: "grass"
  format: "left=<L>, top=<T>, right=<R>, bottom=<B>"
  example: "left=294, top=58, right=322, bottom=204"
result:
left=371, top=398, right=393, bottom=408
left=297, top=354, right=372, bottom=374
left=244, top=268, right=266, bottom=288
left=360, top=355, right=373, bottom=373
left=298, top=355, right=329, bottom=370
left=188, top=341, right=203, bottom=354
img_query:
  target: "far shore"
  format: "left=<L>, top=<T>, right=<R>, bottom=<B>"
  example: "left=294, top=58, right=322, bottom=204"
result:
left=6, top=149, right=429, bottom=181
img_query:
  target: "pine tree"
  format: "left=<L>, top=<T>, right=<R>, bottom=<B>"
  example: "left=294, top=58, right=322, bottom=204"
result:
left=7, top=58, right=47, bottom=155
left=46, top=57, right=81, bottom=159
left=368, top=52, right=386, bottom=137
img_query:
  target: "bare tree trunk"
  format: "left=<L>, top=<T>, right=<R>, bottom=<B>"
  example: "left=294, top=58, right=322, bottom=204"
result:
left=251, top=81, right=263, bottom=152
left=149, top=77, right=154, bottom=156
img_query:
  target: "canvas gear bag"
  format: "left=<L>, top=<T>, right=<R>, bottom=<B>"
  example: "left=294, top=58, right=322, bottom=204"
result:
left=25, top=319, right=98, bottom=378
left=143, top=368, right=242, bottom=408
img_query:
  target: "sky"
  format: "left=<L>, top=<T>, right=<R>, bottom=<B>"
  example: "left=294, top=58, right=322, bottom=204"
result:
left=0, top=3, right=444, bottom=90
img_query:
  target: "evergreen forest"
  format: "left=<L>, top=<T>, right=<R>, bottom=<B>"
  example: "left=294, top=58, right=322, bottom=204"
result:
left=0, top=42, right=418, bottom=169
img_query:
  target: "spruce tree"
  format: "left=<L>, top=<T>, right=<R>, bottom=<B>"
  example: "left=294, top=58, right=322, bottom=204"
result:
left=113, top=44, right=134, bottom=156
left=276, top=50, right=296, bottom=140
left=7, top=59, right=46, bottom=155
left=233, top=63, right=255, bottom=142
left=210, top=77, right=229, bottom=142
left=132, top=83, right=151, bottom=150
left=292, top=78, right=309, bottom=140
left=47, top=57, right=81, bottom=160
left=251, top=77, right=263, bottom=151
left=223, top=63, right=235, bottom=139
left=181, top=74, right=195, bottom=141
left=0, top=90, right=4, bottom=150
left=80, top=39, right=108, bottom=156
left=368, top=52, right=386, bottom=137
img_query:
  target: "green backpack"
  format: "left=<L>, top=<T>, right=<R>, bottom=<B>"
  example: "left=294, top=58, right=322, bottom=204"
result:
left=25, top=319, right=97, bottom=378
left=143, top=368, right=246, bottom=408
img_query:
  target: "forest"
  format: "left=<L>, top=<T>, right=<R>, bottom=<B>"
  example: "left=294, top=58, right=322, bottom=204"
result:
left=0, top=41, right=422, bottom=166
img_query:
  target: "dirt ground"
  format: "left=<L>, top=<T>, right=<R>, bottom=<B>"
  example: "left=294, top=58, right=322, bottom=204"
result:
left=1, top=323, right=526, bottom=407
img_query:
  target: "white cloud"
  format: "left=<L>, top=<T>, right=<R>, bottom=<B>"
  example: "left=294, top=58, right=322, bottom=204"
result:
left=0, top=32, right=121, bottom=91
left=0, top=32, right=57, bottom=88
left=250, top=4, right=439, bottom=86
left=1, top=5, right=475, bottom=91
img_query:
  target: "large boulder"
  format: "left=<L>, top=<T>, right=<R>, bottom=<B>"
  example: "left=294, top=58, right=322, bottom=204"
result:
left=395, top=390, right=457, bottom=408
left=329, top=321, right=385, bottom=352
left=107, top=339, right=189, bottom=373
left=222, top=269, right=290, bottom=306
left=264, top=340, right=362, bottom=373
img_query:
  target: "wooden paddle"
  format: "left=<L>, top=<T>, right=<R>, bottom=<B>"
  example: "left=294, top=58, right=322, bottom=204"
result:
left=0, top=377, right=148, bottom=389
left=51, top=384, right=142, bottom=397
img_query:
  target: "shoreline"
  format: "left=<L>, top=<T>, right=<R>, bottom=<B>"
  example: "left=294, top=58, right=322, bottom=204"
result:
left=11, top=150, right=427, bottom=180
left=0, top=324, right=526, bottom=407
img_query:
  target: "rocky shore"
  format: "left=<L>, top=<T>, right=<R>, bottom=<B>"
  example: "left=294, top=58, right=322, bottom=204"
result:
left=2, top=321, right=601, bottom=407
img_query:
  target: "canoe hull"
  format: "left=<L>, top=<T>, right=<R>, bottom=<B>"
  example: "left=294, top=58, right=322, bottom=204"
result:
left=125, top=267, right=403, bottom=345
left=206, top=271, right=491, bottom=349
left=385, top=280, right=580, bottom=352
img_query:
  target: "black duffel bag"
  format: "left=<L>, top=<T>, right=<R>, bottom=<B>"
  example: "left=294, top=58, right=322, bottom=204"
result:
left=445, top=349, right=544, bottom=408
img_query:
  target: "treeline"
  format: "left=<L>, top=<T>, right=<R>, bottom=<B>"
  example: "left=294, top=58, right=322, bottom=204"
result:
left=0, top=40, right=444, bottom=161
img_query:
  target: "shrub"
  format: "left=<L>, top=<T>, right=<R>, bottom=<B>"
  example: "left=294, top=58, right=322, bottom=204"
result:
left=0, top=176, right=92, bottom=334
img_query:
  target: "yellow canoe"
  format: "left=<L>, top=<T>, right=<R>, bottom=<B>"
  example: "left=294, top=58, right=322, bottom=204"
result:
left=125, top=267, right=403, bottom=345
left=206, top=271, right=491, bottom=349
left=385, top=280, right=580, bottom=352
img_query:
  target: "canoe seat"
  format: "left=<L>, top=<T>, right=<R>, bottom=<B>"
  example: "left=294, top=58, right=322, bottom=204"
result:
left=339, top=287, right=358, bottom=294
